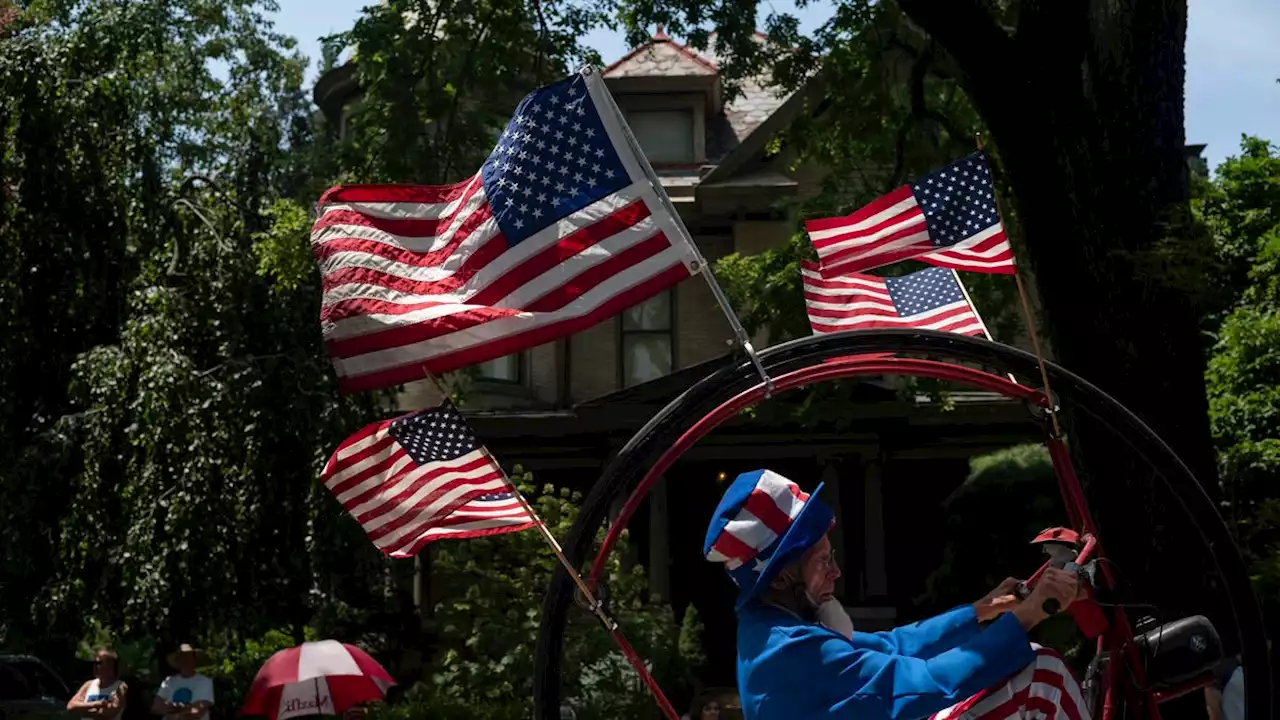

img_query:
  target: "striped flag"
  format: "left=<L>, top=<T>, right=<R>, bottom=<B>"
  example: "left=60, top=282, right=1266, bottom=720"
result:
left=929, top=646, right=1088, bottom=720
left=320, top=402, right=533, bottom=558
left=804, top=152, right=1015, bottom=276
left=312, top=69, right=700, bottom=394
left=801, top=262, right=989, bottom=338
left=410, top=490, right=537, bottom=543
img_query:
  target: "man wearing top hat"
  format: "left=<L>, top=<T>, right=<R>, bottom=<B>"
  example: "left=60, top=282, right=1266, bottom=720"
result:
left=151, top=645, right=215, bottom=720
left=706, top=469, right=1091, bottom=720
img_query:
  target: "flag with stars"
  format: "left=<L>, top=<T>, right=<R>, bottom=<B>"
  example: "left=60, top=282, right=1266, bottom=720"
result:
left=804, top=152, right=1016, bottom=276
left=800, top=262, right=989, bottom=338
left=320, top=402, right=534, bottom=557
left=311, top=69, right=701, bottom=394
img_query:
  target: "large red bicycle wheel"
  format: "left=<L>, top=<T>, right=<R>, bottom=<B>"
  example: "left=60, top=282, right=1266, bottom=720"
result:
left=532, top=329, right=1271, bottom=720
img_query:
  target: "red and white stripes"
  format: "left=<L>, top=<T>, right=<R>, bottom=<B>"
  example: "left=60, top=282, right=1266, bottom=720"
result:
left=705, top=470, right=810, bottom=570
left=931, top=647, right=1091, bottom=720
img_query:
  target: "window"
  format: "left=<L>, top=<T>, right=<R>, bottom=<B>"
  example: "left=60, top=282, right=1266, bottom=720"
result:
left=476, top=353, right=521, bottom=382
left=621, top=292, right=674, bottom=387
left=626, top=110, right=695, bottom=164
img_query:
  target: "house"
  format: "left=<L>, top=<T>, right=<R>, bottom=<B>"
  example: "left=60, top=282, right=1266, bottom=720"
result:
left=312, top=30, right=1121, bottom=685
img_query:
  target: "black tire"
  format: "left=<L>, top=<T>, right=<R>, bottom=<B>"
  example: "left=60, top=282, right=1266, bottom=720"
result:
left=532, top=329, right=1271, bottom=720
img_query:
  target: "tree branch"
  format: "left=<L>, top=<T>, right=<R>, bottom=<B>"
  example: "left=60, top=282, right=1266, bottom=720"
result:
left=896, top=0, right=1015, bottom=105
left=908, top=41, right=970, bottom=147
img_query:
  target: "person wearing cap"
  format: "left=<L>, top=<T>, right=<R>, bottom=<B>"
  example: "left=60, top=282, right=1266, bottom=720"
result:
left=150, top=645, right=214, bottom=720
left=706, top=469, right=1090, bottom=720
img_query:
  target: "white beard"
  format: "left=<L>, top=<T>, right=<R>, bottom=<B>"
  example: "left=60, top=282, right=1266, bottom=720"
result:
left=814, top=597, right=854, bottom=640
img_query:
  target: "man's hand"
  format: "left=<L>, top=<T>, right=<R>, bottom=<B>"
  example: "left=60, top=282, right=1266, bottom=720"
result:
left=972, top=577, right=1022, bottom=622
left=1013, top=567, right=1081, bottom=631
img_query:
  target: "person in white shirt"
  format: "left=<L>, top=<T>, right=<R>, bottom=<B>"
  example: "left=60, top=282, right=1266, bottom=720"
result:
left=150, top=645, right=214, bottom=720
left=68, top=648, right=128, bottom=719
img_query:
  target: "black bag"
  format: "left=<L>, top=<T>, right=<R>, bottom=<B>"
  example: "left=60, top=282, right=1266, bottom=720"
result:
left=1133, top=615, right=1224, bottom=688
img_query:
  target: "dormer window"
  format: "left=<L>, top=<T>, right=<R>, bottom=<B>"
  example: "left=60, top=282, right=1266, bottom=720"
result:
left=626, top=109, right=695, bottom=164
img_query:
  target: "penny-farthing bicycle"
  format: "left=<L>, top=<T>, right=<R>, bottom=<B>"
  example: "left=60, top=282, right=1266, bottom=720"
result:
left=531, top=329, right=1272, bottom=720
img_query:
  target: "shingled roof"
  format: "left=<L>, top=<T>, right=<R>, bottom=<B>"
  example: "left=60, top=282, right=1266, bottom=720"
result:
left=602, top=26, right=719, bottom=78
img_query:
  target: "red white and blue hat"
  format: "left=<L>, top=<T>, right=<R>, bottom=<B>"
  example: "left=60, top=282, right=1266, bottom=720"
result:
left=703, top=469, right=833, bottom=608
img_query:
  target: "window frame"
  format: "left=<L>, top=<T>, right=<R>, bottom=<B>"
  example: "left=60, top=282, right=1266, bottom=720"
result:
left=615, top=92, right=706, bottom=166
left=617, top=289, right=677, bottom=389
left=474, top=351, right=526, bottom=385
left=624, top=108, right=697, bottom=165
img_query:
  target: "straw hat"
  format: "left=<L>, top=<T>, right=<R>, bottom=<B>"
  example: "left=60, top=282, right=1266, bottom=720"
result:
left=166, top=643, right=208, bottom=668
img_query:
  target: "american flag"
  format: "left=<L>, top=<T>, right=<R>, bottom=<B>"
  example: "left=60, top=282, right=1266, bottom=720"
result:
left=801, top=262, right=989, bottom=338
left=804, top=152, right=1016, bottom=276
left=312, top=69, right=700, bottom=394
left=320, top=402, right=534, bottom=557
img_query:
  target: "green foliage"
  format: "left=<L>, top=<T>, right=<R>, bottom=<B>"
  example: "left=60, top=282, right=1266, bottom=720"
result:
left=1201, top=137, right=1280, bottom=626
left=252, top=199, right=317, bottom=292
left=921, top=444, right=1084, bottom=660
left=206, top=627, right=320, bottom=715
left=0, top=0, right=390, bottom=656
left=415, top=466, right=688, bottom=720
left=321, top=0, right=606, bottom=187
left=75, top=619, right=159, bottom=685
left=1194, top=136, right=1280, bottom=329
left=922, top=444, right=1059, bottom=608
left=677, top=605, right=707, bottom=677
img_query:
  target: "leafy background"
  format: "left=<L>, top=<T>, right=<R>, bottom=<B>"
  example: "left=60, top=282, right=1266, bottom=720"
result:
left=2, top=0, right=1279, bottom=718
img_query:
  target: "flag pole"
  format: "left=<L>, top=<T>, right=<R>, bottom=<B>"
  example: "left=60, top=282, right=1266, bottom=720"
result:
left=974, top=135, right=1063, bottom=436
left=949, top=268, right=994, bottom=343
left=582, top=66, right=775, bottom=397
left=950, top=268, right=1019, bottom=385
left=421, top=369, right=683, bottom=720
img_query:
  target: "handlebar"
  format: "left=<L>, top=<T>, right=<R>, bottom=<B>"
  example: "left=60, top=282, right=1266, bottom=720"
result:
left=1017, top=531, right=1098, bottom=616
left=1014, top=561, right=1082, bottom=615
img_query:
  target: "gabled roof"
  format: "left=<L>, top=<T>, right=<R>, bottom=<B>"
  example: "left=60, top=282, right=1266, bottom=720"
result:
left=602, top=25, right=719, bottom=78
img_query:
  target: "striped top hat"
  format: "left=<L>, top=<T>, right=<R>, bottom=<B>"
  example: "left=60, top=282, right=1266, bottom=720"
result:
left=704, top=469, right=833, bottom=608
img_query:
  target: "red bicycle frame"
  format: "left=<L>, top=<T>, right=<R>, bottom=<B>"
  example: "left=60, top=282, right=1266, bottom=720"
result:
left=582, top=355, right=1213, bottom=720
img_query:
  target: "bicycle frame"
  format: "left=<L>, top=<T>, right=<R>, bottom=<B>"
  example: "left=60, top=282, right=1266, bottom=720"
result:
left=578, top=355, right=1218, bottom=720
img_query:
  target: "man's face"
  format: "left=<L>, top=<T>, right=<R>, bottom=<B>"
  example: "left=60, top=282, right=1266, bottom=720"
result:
left=177, top=653, right=196, bottom=675
left=799, top=534, right=841, bottom=602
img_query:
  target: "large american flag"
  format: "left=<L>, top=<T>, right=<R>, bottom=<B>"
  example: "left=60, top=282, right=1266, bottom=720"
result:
left=312, top=69, right=700, bottom=393
left=320, top=402, right=534, bottom=557
left=801, top=262, right=989, bottom=338
left=804, top=152, right=1015, bottom=276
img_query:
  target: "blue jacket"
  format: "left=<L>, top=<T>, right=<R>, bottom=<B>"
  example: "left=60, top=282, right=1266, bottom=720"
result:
left=736, top=603, right=1034, bottom=720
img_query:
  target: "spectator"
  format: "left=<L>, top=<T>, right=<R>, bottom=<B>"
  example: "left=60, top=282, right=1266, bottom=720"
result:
left=150, top=645, right=214, bottom=720
left=67, top=649, right=128, bottom=719
left=1206, top=655, right=1244, bottom=720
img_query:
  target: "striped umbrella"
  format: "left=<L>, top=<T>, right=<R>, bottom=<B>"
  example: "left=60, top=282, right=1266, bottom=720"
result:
left=239, top=640, right=395, bottom=720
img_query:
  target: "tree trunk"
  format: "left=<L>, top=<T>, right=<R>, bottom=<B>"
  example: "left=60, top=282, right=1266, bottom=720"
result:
left=897, top=1, right=1232, bottom=709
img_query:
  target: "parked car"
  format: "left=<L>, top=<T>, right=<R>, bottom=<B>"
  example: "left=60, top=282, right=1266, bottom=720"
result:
left=0, top=655, right=72, bottom=720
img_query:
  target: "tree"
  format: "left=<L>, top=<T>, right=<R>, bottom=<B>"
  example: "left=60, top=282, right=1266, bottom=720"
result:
left=0, top=0, right=387, bottom=655
left=1201, top=137, right=1280, bottom=629
left=318, top=0, right=607, bottom=187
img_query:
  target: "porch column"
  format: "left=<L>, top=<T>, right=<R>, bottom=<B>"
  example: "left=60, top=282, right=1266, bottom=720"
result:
left=819, top=461, right=845, bottom=598
left=649, top=475, right=671, bottom=602
left=863, top=459, right=889, bottom=597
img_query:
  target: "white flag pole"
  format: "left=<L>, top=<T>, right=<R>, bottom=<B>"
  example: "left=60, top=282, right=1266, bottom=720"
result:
left=950, top=268, right=995, bottom=342
left=581, top=66, right=775, bottom=396
left=950, top=268, right=1019, bottom=385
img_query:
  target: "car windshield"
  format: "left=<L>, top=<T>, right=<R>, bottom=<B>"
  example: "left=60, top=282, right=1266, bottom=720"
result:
left=0, top=659, right=69, bottom=701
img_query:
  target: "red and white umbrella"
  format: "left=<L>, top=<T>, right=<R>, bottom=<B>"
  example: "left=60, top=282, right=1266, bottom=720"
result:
left=239, top=640, right=396, bottom=720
